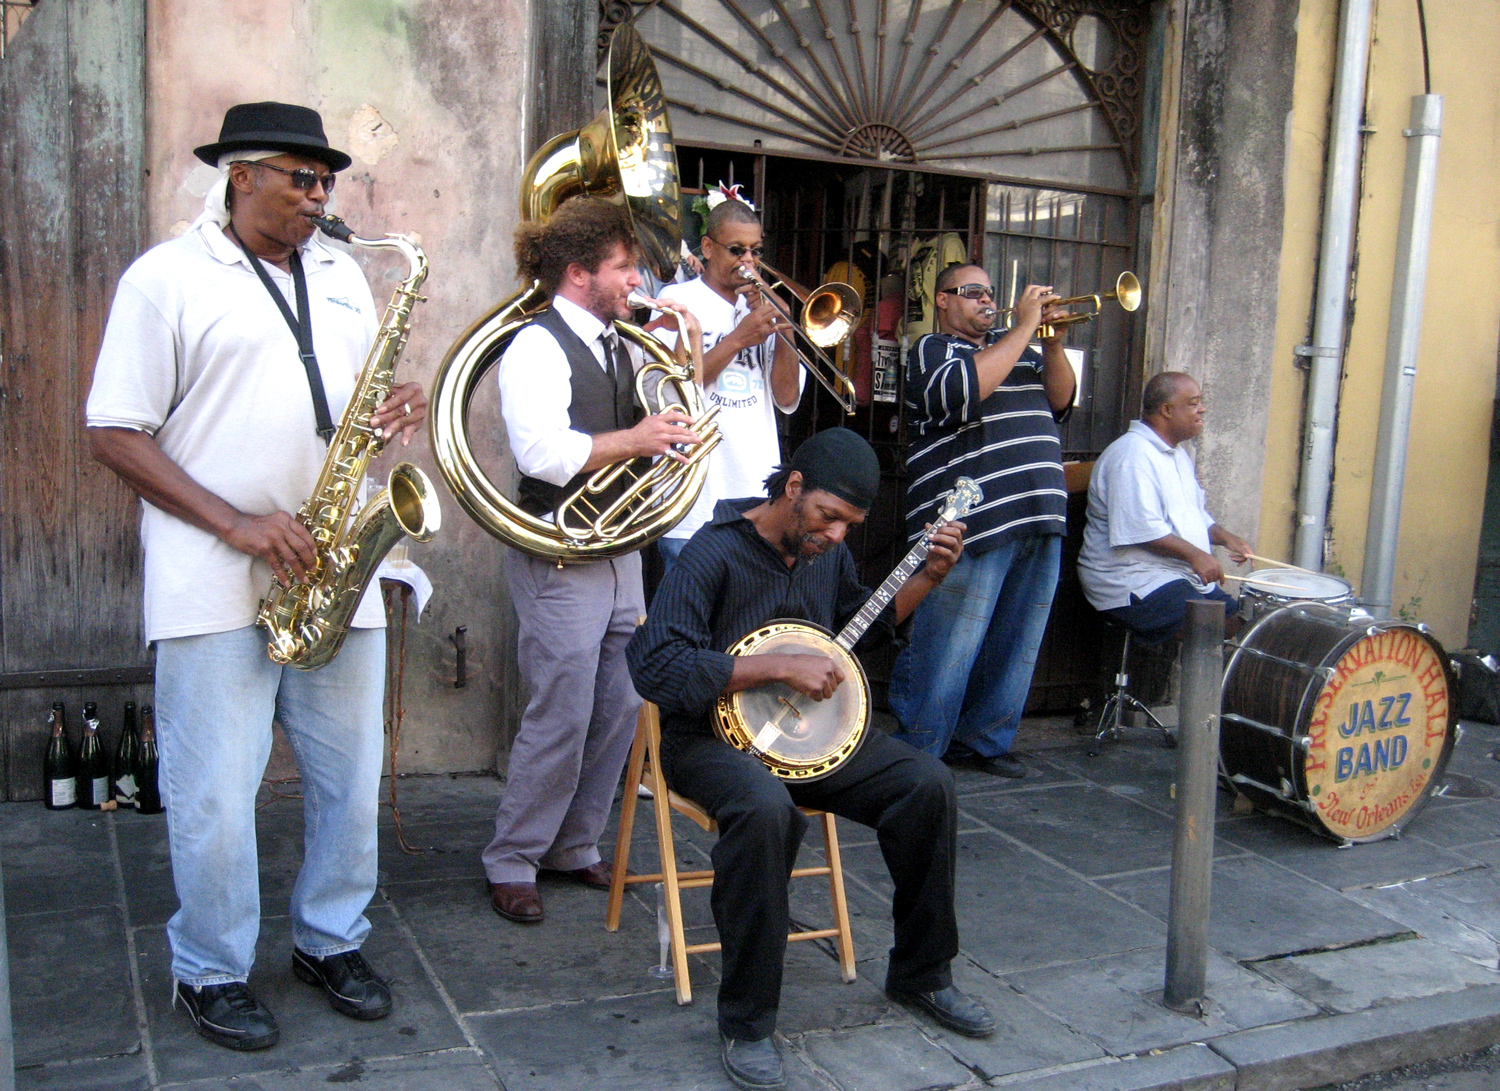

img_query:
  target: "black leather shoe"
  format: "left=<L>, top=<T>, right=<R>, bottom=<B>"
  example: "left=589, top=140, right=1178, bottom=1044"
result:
left=720, top=1033, right=786, bottom=1090
left=292, top=948, right=392, bottom=1021
left=173, top=979, right=279, bottom=1051
left=943, top=744, right=1026, bottom=779
left=888, top=985, right=997, bottom=1037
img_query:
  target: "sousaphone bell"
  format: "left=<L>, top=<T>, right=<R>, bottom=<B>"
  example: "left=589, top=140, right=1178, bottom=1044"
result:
left=428, top=25, right=719, bottom=562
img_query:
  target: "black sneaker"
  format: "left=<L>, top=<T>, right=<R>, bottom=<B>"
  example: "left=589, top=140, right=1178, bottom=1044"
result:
left=292, top=948, right=392, bottom=1021
left=720, top=1033, right=786, bottom=1090
left=173, top=980, right=279, bottom=1051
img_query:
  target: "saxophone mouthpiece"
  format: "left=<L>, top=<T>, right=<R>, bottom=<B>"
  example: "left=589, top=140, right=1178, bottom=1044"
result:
left=312, top=214, right=355, bottom=244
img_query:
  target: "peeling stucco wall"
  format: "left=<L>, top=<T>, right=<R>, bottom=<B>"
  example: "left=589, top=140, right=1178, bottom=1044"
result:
left=146, top=0, right=531, bottom=771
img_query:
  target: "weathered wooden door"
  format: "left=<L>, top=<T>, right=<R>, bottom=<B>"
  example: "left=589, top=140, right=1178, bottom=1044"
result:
left=0, top=0, right=148, bottom=800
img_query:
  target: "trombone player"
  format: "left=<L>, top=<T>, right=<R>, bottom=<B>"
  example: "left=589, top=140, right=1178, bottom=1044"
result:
left=889, top=263, right=1075, bottom=777
left=483, top=196, right=705, bottom=925
left=653, top=196, right=802, bottom=565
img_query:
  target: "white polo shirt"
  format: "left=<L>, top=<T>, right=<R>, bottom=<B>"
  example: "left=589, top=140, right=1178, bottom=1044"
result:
left=653, top=276, right=801, bottom=541
left=86, top=220, right=383, bottom=642
left=1078, top=420, right=1218, bottom=610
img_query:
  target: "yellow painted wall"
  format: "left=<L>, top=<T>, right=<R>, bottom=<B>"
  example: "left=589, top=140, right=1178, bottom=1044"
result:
left=1259, top=0, right=1500, bottom=646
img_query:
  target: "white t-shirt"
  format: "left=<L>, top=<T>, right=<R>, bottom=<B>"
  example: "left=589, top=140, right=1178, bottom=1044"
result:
left=655, top=277, right=802, bottom=540
left=86, top=221, right=383, bottom=642
left=1077, top=420, right=1218, bottom=611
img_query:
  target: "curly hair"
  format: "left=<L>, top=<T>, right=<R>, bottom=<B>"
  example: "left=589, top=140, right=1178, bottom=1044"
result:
left=514, top=196, right=638, bottom=292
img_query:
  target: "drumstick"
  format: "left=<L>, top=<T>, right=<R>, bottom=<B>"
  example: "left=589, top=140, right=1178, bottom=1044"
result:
left=1243, top=552, right=1319, bottom=576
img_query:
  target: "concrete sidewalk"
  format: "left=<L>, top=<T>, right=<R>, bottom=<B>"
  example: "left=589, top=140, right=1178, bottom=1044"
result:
left=9, top=714, right=1500, bottom=1091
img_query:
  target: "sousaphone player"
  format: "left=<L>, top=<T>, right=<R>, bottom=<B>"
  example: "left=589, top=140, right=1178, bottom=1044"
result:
left=627, top=428, right=993, bottom=1091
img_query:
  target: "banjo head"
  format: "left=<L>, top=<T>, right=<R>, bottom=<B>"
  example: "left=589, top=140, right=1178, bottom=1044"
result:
left=715, top=621, right=871, bottom=781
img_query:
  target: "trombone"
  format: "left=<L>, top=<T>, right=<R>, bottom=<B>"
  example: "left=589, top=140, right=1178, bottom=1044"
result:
left=983, top=271, right=1142, bottom=339
left=739, top=260, right=861, bottom=415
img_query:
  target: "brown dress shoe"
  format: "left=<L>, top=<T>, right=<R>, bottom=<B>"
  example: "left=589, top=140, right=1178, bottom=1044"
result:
left=541, top=861, right=615, bottom=890
left=490, top=881, right=544, bottom=923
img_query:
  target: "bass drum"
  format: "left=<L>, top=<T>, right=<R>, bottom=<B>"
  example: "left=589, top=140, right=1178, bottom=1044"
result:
left=1220, top=602, right=1457, bottom=843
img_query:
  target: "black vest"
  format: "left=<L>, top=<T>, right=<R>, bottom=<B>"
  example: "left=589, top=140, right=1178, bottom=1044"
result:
left=516, top=306, right=643, bottom=518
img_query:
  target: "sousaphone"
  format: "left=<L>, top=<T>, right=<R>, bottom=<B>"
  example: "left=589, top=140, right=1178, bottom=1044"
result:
left=429, top=24, right=718, bottom=561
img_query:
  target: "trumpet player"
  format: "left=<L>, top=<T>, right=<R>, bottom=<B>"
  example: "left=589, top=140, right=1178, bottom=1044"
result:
left=652, top=195, right=802, bottom=565
left=86, top=102, right=419, bottom=1051
left=484, top=196, right=705, bottom=926
left=889, top=263, right=1075, bottom=777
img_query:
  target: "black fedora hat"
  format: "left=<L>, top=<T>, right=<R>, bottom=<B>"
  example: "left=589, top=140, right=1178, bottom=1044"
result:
left=194, top=101, right=352, bottom=172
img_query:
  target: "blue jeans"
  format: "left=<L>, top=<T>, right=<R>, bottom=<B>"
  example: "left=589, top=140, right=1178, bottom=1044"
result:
left=890, top=535, right=1062, bottom=758
left=153, top=625, right=386, bottom=986
left=657, top=535, right=688, bottom=570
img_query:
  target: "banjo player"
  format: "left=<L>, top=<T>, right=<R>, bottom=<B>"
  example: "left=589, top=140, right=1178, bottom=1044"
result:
left=626, top=427, right=992, bottom=1091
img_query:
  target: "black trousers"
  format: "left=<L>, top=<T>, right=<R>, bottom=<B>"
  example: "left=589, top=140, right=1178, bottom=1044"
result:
left=659, top=728, right=959, bottom=1041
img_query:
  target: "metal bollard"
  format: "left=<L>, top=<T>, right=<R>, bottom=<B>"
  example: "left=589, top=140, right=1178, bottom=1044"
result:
left=1163, top=598, right=1225, bottom=1013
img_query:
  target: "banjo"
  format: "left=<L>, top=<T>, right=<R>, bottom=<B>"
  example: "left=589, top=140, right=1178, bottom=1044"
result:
left=713, top=477, right=983, bottom=781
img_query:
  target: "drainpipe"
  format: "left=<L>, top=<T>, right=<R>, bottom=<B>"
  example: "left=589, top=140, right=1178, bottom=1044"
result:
left=1362, top=95, right=1442, bottom=617
left=1292, top=0, right=1374, bottom=570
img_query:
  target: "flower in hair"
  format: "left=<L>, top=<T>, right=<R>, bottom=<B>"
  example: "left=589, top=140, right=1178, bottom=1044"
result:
left=704, top=181, right=755, bottom=212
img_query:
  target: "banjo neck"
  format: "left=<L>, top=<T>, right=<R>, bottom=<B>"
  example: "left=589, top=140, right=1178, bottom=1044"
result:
left=832, top=476, right=983, bottom=652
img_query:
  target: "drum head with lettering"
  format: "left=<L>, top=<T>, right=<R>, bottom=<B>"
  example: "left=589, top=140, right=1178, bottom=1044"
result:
left=1240, top=569, right=1352, bottom=602
left=1301, top=626, right=1454, bottom=840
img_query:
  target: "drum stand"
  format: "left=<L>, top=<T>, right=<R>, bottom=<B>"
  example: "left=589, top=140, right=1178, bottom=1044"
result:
left=1089, top=627, right=1176, bottom=757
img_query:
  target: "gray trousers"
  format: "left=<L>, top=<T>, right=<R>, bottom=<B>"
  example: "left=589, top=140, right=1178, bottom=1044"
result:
left=482, top=550, right=644, bottom=884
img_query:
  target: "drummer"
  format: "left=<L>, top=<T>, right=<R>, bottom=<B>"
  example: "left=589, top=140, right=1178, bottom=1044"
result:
left=1077, top=372, right=1252, bottom=642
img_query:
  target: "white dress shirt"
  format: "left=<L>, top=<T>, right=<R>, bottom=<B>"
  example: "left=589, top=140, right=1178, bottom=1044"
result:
left=1078, top=419, right=1219, bottom=610
left=498, top=294, right=642, bottom=486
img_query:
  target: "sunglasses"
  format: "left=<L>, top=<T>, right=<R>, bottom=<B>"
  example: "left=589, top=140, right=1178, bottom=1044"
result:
left=939, top=283, right=994, bottom=301
left=236, top=160, right=338, bottom=193
left=710, top=239, right=765, bottom=259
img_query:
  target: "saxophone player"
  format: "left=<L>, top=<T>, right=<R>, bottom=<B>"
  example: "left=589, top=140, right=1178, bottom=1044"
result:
left=86, top=102, right=418, bottom=1051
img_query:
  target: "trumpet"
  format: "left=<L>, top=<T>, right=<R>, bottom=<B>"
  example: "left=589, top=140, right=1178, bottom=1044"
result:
left=982, top=271, right=1142, bottom=338
left=738, top=261, right=861, bottom=415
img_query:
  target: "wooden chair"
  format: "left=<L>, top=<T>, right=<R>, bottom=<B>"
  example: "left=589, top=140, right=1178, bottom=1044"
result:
left=605, top=701, right=857, bottom=1004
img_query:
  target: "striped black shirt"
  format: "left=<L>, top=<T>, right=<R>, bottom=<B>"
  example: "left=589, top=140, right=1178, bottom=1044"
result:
left=627, top=498, right=896, bottom=739
left=903, top=331, right=1068, bottom=555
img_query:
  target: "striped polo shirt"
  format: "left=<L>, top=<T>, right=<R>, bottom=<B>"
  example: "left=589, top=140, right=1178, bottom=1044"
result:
left=903, top=331, right=1068, bottom=554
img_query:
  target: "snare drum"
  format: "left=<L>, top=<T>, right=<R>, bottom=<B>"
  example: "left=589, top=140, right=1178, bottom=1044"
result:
left=1237, top=569, right=1353, bottom=620
left=1220, top=602, right=1457, bottom=843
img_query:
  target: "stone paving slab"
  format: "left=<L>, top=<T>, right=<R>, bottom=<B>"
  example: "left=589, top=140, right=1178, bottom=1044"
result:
left=1210, top=983, right=1500, bottom=1091
left=1401, top=798, right=1500, bottom=850
left=1007, top=945, right=1318, bottom=1055
left=0, top=806, right=121, bottom=917
left=839, top=833, right=1169, bottom=978
left=1100, top=854, right=1413, bottom=961
left=1217, top=815, right=1475, bottom=890
left=799, top=1023, right=977, bottom=1091
left=960, top=783, right=1245, bottom=879
left=383, top=873, right=677, bottom=1014
left=1252, top=936, right=1500, bottom=1013
left=16, top=1054, right=152, bottom=1091
left=8, top=904, right=137, bottom=1067
left=466, top=989, right=831, bottom=1091
left=992, top=1043, right=1236, bottom=1091
left=162, top=1048, right=503, bottom=1090
left=135, top=906, right=465, bottom=1086
left=1339, top=883, right=1500, bottom=969
left=865, top=955, right=1107, bottom=1080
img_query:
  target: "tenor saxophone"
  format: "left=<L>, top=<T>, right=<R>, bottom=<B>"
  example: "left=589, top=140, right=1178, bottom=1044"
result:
left=256, top=214, right=442, bottom=670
